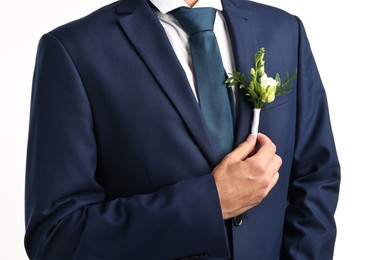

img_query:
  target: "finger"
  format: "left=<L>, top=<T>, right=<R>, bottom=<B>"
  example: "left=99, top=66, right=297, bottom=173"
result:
left=250, top=134, right=277, bottom=164
left=248, top=172, right=279, bottom=208
left=267, top=154, right=283, bottom=174
left=266, top=171, right=280, bottom=193
left=228, top=134, right=257, bottom=161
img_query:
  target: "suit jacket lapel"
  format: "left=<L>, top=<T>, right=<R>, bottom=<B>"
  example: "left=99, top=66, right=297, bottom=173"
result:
left=222, top=0, right=258, bottom=146
left=116, top=0, right=219, bottom=166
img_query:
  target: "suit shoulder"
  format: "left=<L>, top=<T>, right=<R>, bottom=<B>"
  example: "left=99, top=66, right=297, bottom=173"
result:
left=238, top=0, right=298, bottom=24
left=48, top=1, right=119, bottom=40
left=236, top=0, right=300, bottom=34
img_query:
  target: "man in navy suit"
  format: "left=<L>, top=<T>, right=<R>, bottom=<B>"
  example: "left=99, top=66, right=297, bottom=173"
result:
left=25, top=0, right=340, bottom=259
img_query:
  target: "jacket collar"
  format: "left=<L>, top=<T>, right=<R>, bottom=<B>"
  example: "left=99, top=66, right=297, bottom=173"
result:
left=117, top=0, right=225, bottom=13
left=149, top=0, right=223, bottom=14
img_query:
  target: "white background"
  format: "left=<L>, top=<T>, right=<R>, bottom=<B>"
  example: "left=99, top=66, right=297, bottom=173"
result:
left=1, top=0, right=389, bottom=259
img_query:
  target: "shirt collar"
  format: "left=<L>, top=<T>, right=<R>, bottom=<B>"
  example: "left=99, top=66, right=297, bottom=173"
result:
left=150, top=0, right=223, bottom=14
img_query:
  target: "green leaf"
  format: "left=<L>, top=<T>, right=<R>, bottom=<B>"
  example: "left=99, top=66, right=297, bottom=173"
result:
left=275, top=73, right=281, bottom=85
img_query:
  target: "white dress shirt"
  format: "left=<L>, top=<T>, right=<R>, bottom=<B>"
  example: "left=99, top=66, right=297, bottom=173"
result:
left=149, top=0, right=235, bottom=102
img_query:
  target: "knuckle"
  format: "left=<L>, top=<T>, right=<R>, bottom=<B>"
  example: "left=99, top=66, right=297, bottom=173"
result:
left=251, top=199, right=262, bottom=207
left=270, top=143, right=276, bottom=152
left=276, top=154, right=282, bottom=164
left=269, top=142, right=277, bottom=153
left=260, top=175, right=272, bottom=187
left=255, top=162, right=267, bottom=173
left=274, top=172, right=280, bottom=182
left=255, top=190, right=267, bottom=202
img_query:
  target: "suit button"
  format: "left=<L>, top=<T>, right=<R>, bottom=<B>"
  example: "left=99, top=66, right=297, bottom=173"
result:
left=233, top=215, right=243, bottom=226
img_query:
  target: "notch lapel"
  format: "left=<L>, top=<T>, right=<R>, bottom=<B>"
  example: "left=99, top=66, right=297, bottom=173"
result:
left=222, top=0, right=258, bottom=146
left=116, top=0, right=219, bottom=166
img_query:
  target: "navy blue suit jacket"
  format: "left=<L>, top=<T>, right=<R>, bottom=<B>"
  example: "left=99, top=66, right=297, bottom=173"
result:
left=25, top=0, right=340, bottom=259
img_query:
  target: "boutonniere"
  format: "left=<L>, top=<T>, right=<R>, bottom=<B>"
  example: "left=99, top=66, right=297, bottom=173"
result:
left=226, top=47, right=297, bottom=135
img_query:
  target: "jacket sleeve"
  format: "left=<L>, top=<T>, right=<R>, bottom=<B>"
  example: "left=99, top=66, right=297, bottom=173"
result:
left=25, top=33, right=230, bottom=260
left=281, top=17, right=341, bottom=260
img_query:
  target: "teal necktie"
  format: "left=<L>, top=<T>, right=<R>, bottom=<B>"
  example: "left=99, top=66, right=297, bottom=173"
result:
left=171, top=7, right=234, bottom=162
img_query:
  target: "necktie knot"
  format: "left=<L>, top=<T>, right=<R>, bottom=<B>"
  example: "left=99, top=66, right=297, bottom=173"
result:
left=171, top=7, right=216, bottom=35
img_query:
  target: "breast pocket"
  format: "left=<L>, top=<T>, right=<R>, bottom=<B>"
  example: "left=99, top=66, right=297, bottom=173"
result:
left=258, top=92, right=296, bottom=149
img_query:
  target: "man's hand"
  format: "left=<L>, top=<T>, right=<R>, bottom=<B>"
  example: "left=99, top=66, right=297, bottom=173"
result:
left=213, top=133, right=282, bottom=220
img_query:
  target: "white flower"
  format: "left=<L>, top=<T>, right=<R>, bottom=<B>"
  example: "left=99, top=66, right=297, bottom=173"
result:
left=261, top=73, right=278, bottom=88
left=260, top=74, right=278, bottom=103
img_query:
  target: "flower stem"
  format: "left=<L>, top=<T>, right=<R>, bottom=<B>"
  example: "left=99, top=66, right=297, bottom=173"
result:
left=251, top=108, right=261, bottom=135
